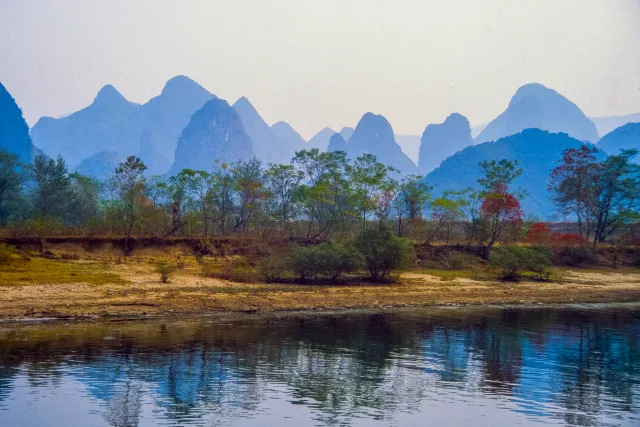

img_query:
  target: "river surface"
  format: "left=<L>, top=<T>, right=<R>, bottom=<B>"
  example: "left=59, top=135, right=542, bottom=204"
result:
left=0, top=305, right=639, bottom=427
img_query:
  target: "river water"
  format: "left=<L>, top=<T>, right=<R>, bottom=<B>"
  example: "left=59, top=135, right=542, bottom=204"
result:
left=0, top=305, right=638, bottom=426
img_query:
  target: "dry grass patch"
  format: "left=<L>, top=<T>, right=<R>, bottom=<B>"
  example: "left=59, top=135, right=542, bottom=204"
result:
left=0, top=257, right=127, bottom=286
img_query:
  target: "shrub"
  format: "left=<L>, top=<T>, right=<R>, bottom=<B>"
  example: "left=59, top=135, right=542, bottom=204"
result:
left=291, top=242, right=362, bottom=281
left=525, top=222, right=552, bottom=245
left=258, top=252, right=291, bottom=282
left=355, top=227, right=415, bottom=280
left=489, top=246, right=552, bottom=281
left=201, top=256, right=258, bottom=282
left=155, top=260, right=177, bottom=283
left=0, top=244, right=17, bottom=263
left=554, top=245, right=597, bottom=267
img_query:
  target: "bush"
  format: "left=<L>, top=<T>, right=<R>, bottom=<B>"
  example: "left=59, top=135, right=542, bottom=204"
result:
left=0, top=244, right=17, bottom=263
left=555, top=245, right=597, bottom=267
left=355, top=227, right=415, bottom=280
left=489, top=246, right=553, bottom=281
left=155, top=260, right=177, bottom=283
left=201, top=256, right=258, bottom=283
left=291, top=242, right=362, bottom=281
left=258, top=252, right=291, bottom=282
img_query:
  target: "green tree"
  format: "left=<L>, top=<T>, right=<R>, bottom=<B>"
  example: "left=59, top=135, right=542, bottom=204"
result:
left=265, top=164, right=303, bottom=233
left=30, top=154, right=72, bottom=220
left=66, top=172, right=102, bottom=227
left=109, top=156, right=148, bottom=240
left=478, top=159, right=523, bottom=194
left=0, top=149, right=25, bottom=225
left=347, top=154, right=389, bottom=228
left=231, top=158, right=267, bottom=233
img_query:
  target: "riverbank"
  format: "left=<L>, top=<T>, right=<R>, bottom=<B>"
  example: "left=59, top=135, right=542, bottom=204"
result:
left=1, top=248, right=639, bottom=321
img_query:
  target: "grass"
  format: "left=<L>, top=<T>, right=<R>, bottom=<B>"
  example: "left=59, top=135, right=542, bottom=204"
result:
left=0, top=257, right=127, bottom=286
left=411, top=267, right=494, bottom=282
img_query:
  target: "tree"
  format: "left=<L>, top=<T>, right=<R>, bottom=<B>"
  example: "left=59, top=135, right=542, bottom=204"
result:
left=210, top=161, right=234, bottom=235
left=179, top=169, right=214, bottom=237
left=477, top=159, right=524, bottom=247
left=231, top=157, right=267, bottom=233
left=30, top=154, right=72, bottom=220
left=292, top=149, right=349, bottom=238
left=66, top=172, right=102, bottom=227
left=550, top=147, right=640, bottom=247
left=265, top=164, right=303, bottom=233
left=390, top=175, right=431, bottom=237
left=425, top=193, right=464, bottom=245
left=589, top=149, right=640, bottom=246
left=478, top=159, right=523, bottom=193
left=0, top=149, right=25, bottom=225
left=346, top=154, right=389, bottom=228
left=109, top=156, right=148, bottom=241
left=480, top=184, right=524, bottom=247
left=549, top=145, right=599, bottom=240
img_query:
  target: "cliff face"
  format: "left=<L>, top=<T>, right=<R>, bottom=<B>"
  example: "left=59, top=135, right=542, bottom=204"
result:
left=418, top=113, right=473, bottom=173
left=0, top=82, right=40, bottom=163
left=169, top=97, right=254, bottom=174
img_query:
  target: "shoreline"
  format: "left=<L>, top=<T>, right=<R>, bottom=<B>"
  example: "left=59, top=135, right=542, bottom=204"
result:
left=1, top=300, right=640, bottom=326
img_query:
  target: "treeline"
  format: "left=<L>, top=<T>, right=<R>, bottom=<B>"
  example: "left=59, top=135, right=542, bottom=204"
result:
left=0, top=146, right=638, bottom=249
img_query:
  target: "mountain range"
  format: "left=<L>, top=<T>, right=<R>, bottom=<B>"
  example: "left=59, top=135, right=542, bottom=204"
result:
left=30, top=76, right=214, bottom=169
left=2, top=76, right=640, bottom=218
left=598, top=122, right=640, bottom=159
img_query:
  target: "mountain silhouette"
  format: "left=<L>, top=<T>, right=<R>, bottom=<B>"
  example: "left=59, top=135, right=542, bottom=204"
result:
left=344, top=113, right=418, bottom=174
left=31, top=76, right=213, bottom=166
left=418, top=113, right=473, bottom=173
left=339, top=127, right=354, bottom=142
left=75, top=150, right=120, bottom=181
left=169, top=97, right=254, bottom=174
left=271, top=121, right=305, bottom=163
left=476, top=83, right=598, bottom=144
left=598, top=122, right=640, bottom=158
left=0, top=82, right=39, bottom=163
left=327, top=132, right=348, bottom=152
left=307, top=127, right=336, bottom=151
left=395, top=134, right=420, bottom=164
left=427, top=128, right=597, bottom=217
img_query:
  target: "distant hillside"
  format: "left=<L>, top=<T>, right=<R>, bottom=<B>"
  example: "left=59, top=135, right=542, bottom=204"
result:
left=306, top=127, right=336, bottom=151
left=592, top=114, right=640, bottom=139
left=270, top=121, right=305, bottom=163
left=75, top=150, right=120, bottom=181
left=30, top=76, right=213, bottom=166
left=169, top=98, right=254, bottom=174
left=427, top=129, right=597, bottom=218
left=0, top=82, right=39, bottom=163
left=418, top=113, right=473, bottom=173
left=598, top=122, right=640, bottom=158
left=476, top=83, right=598, bottom=144
left=344, top=113, right=418, bottom=174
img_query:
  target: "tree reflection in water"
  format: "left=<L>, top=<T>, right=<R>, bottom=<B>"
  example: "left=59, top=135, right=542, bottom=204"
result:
left=0, top=306, right=638, bottom=426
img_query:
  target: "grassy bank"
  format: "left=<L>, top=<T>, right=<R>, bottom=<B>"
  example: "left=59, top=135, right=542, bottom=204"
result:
left=0, top=242, right=638, bottom=320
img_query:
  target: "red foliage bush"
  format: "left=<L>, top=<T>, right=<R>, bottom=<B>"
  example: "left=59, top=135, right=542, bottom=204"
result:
left=550, top=233, right=586, bottom=248
left=525, top=222, right=552, bottom=245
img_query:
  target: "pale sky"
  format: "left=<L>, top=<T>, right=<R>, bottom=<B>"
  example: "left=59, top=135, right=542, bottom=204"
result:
left=1, top=0, right=639, bottom=139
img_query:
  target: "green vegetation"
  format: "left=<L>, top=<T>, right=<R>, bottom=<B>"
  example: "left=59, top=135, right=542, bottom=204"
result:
left=0, top=145, right=638, bottom=285
left=155, top=260, right=176, bottom=283
left=489, top=246, right=553, bottom=281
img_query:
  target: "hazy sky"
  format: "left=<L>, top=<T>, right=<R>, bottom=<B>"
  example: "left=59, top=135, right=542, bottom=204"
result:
left=1, top=0, right=639, bottom=139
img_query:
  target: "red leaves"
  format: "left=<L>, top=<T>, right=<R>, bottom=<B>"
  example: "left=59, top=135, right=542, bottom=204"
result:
left=480, top=184, right=524, bottom=224
left=525, top=222, right=552, bottom=244
left=550, top=233, right=586, bottom=247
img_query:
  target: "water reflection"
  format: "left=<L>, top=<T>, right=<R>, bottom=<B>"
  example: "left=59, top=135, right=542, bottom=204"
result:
left=0, top=305, right=638, bottom=426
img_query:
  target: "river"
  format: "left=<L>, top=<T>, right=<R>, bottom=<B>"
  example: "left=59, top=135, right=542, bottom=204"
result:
left=0, top=305, right=638, bottom=426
